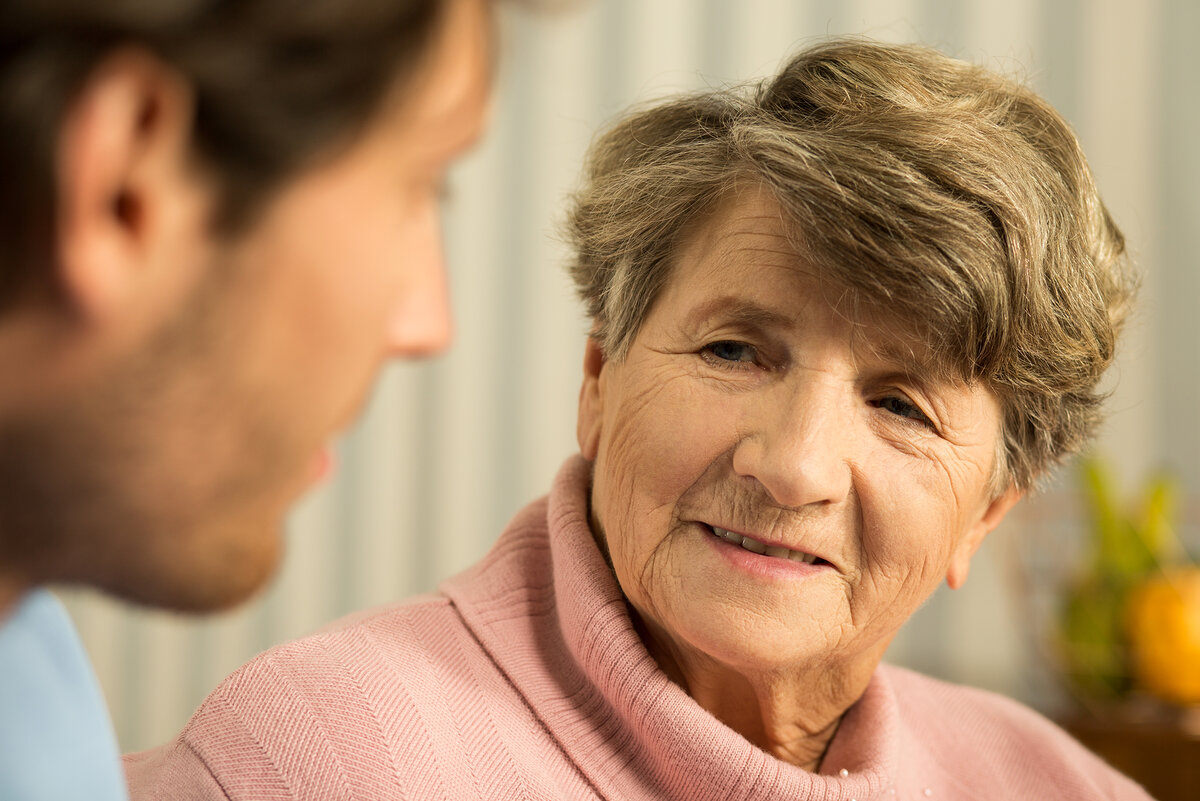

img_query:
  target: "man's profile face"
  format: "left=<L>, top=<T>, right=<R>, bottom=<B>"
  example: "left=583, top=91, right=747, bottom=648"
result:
left=1, top=0, right=491, bottom=611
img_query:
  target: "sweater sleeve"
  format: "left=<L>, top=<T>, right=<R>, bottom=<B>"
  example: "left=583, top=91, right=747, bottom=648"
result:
left=124, top=684, right=305, bottom=801
left=124, top=740, right=233, bottom=801
left=124, top=614, right=432, bottom=801
left=122, top=595, right=561, bottom=801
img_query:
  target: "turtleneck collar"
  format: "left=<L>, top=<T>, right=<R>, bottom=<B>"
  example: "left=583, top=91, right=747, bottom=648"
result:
left=442, top=454, right=900, bottom=800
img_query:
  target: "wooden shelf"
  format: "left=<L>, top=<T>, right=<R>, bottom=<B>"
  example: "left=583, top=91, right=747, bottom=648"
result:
left=1062, top=714, right=1200, bottom=800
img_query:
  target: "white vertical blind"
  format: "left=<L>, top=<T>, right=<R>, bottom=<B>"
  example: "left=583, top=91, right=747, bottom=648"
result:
left=1076, top=0, right=1163, bottom=488
left=56, top=0, right=1191, bottom=753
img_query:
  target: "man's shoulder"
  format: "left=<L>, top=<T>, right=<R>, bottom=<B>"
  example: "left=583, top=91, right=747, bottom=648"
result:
left=1, top=591, right=128, bottom=801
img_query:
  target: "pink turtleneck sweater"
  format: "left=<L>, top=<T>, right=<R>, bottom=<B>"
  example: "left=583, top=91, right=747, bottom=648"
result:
left=125, top=456, right=1153, bottom=800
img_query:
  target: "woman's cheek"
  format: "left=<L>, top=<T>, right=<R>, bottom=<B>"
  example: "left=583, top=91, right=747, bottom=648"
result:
left=598, top=378, right=710, bottom=574
left=608, top=374, right=703, bottom=476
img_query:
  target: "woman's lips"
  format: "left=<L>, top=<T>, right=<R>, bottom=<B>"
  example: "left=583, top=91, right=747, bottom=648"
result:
left=706, top=524, right=830, bottom=567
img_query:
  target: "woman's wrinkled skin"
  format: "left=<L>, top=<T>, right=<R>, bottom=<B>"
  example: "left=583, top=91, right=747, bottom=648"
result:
left=577, top=185, right=1022, bottom=770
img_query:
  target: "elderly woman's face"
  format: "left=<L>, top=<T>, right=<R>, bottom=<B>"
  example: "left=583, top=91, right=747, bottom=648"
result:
left=577, top=188, right=1021, bottom=682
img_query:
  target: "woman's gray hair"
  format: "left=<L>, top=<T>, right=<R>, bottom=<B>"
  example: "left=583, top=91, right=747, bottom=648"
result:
left=565, top=38, right=1136, bottom=492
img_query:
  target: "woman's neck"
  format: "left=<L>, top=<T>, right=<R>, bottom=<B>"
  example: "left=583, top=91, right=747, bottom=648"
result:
left=632, top=607, right=884, bottom=772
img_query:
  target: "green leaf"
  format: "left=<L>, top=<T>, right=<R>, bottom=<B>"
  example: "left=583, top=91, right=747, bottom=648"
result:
left=1136, top=472, right=1183, bottom=566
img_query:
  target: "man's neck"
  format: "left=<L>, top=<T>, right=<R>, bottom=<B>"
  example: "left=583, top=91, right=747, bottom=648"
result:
left=0, top=573, right=31, bottom=623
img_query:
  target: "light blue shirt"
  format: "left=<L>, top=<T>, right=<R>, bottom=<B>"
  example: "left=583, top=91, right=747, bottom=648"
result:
left=0, top=590, right=128, bottom=801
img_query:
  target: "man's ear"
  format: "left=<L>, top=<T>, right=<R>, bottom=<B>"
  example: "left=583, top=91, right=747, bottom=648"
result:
left=55, top=49, right=198, bottom=323
left=946, top=485, right=1023, bottom=590
left=576, top=335, right=608, bottom=461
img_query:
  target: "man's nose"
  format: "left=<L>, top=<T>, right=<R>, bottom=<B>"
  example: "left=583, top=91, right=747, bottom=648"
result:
left=385, top=216, right=453, bottom=359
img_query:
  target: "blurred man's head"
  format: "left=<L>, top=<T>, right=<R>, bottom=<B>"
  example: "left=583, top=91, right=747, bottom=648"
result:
left=0, top=0, right=492, bottom=613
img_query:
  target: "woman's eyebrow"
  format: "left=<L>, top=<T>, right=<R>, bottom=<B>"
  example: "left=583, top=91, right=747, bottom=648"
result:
left=858, top=336, right=960, bottom=391
left=685, top=297, right=796, bottom=332
left=684, top=297, right=957, bottom=384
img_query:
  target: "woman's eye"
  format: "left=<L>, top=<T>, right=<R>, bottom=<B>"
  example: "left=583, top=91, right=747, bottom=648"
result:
left=703, top=341, right=757, bottom=364
left=876, top=395, right=932, bottom=426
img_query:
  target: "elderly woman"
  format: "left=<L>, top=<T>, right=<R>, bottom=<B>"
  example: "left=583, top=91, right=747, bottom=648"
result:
left=127, top=40, right=1147, bottom=800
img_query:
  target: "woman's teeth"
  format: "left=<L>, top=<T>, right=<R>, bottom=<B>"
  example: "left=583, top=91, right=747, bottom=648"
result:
left=711, top=526, right=819, bottom=564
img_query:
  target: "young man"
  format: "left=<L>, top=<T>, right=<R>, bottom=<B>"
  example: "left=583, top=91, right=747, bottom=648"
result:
left=0, top=0, right=492, bottom=797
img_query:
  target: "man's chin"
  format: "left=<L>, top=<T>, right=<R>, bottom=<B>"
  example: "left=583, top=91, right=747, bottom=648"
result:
left=110, top=564, right=277, bottom=614
left=100, top=524, right=286, bottom=614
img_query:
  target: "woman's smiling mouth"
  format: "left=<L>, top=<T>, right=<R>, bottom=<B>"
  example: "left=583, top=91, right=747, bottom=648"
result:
left=708, top=525, right=827, bottom=565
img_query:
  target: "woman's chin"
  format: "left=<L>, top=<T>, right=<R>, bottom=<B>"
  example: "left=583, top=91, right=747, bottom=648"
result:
left=651, top=589, right=851, bottom=678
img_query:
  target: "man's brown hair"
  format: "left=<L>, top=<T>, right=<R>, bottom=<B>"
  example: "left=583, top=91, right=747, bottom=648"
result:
left=0, top=0, right=445, bottom=306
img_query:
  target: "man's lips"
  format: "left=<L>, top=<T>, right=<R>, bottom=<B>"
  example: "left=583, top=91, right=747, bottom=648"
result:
left=308, top=445, right=335, bottom=484
left=703, top=523, right=832, bottom=567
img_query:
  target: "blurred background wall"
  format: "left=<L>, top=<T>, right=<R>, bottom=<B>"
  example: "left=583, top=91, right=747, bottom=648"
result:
left=56, top=0, right=1198, bottom=753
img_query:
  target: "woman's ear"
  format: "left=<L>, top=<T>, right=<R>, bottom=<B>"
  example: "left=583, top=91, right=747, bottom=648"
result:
left=55, top=49, right=198, bottom=323
left=946, top=485, right=1023, bottom=590
left=576, top=335, right=607, bottom=460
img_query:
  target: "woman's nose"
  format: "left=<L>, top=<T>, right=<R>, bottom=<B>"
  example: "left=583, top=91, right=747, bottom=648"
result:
left=731, top=382, right=852, bottom=509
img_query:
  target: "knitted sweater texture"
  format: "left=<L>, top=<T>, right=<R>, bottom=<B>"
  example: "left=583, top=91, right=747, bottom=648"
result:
left=125, top=456, right=1153, bottom=800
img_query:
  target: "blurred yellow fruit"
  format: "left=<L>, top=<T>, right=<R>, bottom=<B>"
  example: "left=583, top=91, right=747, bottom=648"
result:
left=1125, top=568, right=1200, bottom=705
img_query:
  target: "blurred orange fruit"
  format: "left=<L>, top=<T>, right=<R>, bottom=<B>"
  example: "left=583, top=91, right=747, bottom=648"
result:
left=1125, top=567, right=1200, bottom=706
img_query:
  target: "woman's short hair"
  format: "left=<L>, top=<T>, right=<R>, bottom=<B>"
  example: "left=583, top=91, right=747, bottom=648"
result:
left=566, top=39, right=1136, bottom=492
left=0, top=0, right=444, bottom=306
